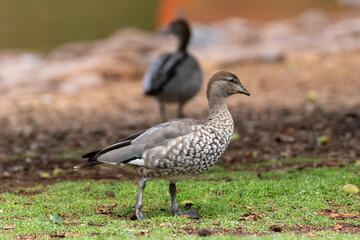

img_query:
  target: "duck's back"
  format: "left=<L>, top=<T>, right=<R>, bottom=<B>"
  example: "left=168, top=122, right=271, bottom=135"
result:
left=143, top=52, right=203, bottom=103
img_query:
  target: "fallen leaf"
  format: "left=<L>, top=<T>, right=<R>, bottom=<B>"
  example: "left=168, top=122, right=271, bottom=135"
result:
left=341, top=213, right=359, bottom=219
left=105, top=190, right=115, bottom=197
left=198, top=229, right=212, bottom=237
left=324, top=208, right=334, bottom=213
left=52, top=168, right=65, bottom=177
left=159, top=222, right=172, bottom=227
left=307, top=90, right=318, bottom=102
left=307, top=232, right=317, bottom=238
left=275, top=134, right=295, bottom=143
left=269, top=224, right=283, bottom=232
left=333, top=224, right=342, bottom=231
left=95, top=204, right=116, bottom=214
left=16, top=235, right=35, bottom=240
left=271, top=206, right=279, bottom=211
left=50, top=233, right=65, bottom=238
left=216, top=189, right=227, bottom=196
left=181, top=200, right=193, bottom=208
left=88, top=221, right=106, bottom=227
left=50, top=213, right=64, bottom=225
left=329, top=213, right=341, bottom=219
left=317, top=135, right=330, bottom=145
left=72, top=233, right=81, bottom=237
left=139, top=230, right=148, bottom=235
left=213, top=218, right=221, bottom=226
left=239, top=211, right=260, bottom=221
left=355, top=160, right=360, bottom=167
left=3, top=223, right=16, bottom=230
left=225, top=176, right=233, bottom=182
left=231, top=133, right=239, bottom=142
left=342, top=184, right=359, bottom=195
left=40, top=172, right=51, bottom=179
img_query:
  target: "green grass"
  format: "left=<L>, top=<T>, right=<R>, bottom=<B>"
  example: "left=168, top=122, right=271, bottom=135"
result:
left=1, top=159, right=359, bottom=239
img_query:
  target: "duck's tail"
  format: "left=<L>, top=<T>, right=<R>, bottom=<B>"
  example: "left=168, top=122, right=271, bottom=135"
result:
left=74, top=150, right=102, bottom=171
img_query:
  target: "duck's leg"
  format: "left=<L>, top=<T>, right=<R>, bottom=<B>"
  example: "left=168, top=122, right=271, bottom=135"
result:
left=169, top=182, right=201, bottom=219
left=132, top=178, right=147, bottom=220
left=159, top=102, right=167, bottom=122
left=177, top=103, right=185, bottom=118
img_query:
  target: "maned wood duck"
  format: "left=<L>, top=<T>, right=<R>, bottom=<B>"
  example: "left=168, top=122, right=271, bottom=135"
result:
left=75, top=71, right=250, bottom=220
left=143, top=18, right=203, bottom=121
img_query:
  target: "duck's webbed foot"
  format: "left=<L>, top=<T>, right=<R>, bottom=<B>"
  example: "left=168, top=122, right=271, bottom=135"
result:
left=169, top=182, right=201, bottom=219
left=131, top=208, right=146, bottom=221
left=171, top=207, right=201, bottom=219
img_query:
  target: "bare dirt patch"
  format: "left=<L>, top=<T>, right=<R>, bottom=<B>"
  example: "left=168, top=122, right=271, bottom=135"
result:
left=1, top=52, right=360, bottom=193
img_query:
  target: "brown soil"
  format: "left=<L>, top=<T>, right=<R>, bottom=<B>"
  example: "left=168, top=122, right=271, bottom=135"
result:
left=183, top=222, right=360, bottom=237
left=1, top=50, right=360, bottom=194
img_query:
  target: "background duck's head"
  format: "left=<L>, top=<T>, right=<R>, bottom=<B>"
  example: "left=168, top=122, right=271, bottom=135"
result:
left=164, top=18, right=191, bottom=38
left=207, top=71, right=250, bottom=99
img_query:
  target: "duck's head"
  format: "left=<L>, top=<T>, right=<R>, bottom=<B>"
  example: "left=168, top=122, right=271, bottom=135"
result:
left=207, top=71, right=250, bottom=99
left=163, top=18, right=191, bottom=40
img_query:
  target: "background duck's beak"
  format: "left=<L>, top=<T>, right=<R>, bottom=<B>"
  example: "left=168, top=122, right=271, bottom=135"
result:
left=238, top=84, right=250, bottom=96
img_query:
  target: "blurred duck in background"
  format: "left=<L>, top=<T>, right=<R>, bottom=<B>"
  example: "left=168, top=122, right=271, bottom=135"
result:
left=143, top=18, right=203, bottom=121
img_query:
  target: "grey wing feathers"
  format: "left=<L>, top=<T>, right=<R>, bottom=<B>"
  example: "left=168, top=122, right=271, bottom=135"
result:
left=74, top=131, right=145, bottom=170
left=131, top=118, right=202, bottom=147
left=76, top=118, right=203, bottom=169
left=143, top=52, right=187, bottom=95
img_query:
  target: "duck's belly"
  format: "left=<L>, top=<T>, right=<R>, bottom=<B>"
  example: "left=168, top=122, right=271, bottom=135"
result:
left=137, top=123, right=233, bottom=179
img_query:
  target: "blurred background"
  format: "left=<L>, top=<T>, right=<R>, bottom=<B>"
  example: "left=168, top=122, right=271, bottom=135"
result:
left=0, top=0, right=353, bottom=51
left=1, top=0, right=360, bottom=190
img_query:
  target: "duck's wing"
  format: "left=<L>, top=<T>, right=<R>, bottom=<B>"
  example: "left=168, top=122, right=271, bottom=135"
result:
left=143, top=52, right=188, bottom=95
left=74, top=130, right=145, bottom=170
left=74, top=119, right=203, bottom=170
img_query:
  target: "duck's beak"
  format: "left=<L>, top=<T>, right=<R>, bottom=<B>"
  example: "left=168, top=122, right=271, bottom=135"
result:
left=238, top=84, right=250, bottom=96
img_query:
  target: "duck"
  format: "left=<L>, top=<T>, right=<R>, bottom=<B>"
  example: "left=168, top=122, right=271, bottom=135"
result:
left=143, top=18, right=203, bottom=121
left=75, top=71, right=250, bottom=220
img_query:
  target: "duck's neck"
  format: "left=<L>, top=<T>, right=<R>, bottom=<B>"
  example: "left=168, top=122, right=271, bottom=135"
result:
left=207, top=95, right=232, bottom=121
left=177, top=30, right=190, bottom=52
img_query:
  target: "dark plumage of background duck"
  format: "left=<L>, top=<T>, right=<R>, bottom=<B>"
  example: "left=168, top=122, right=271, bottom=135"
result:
left=143, top=18, right=203, bottom=121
